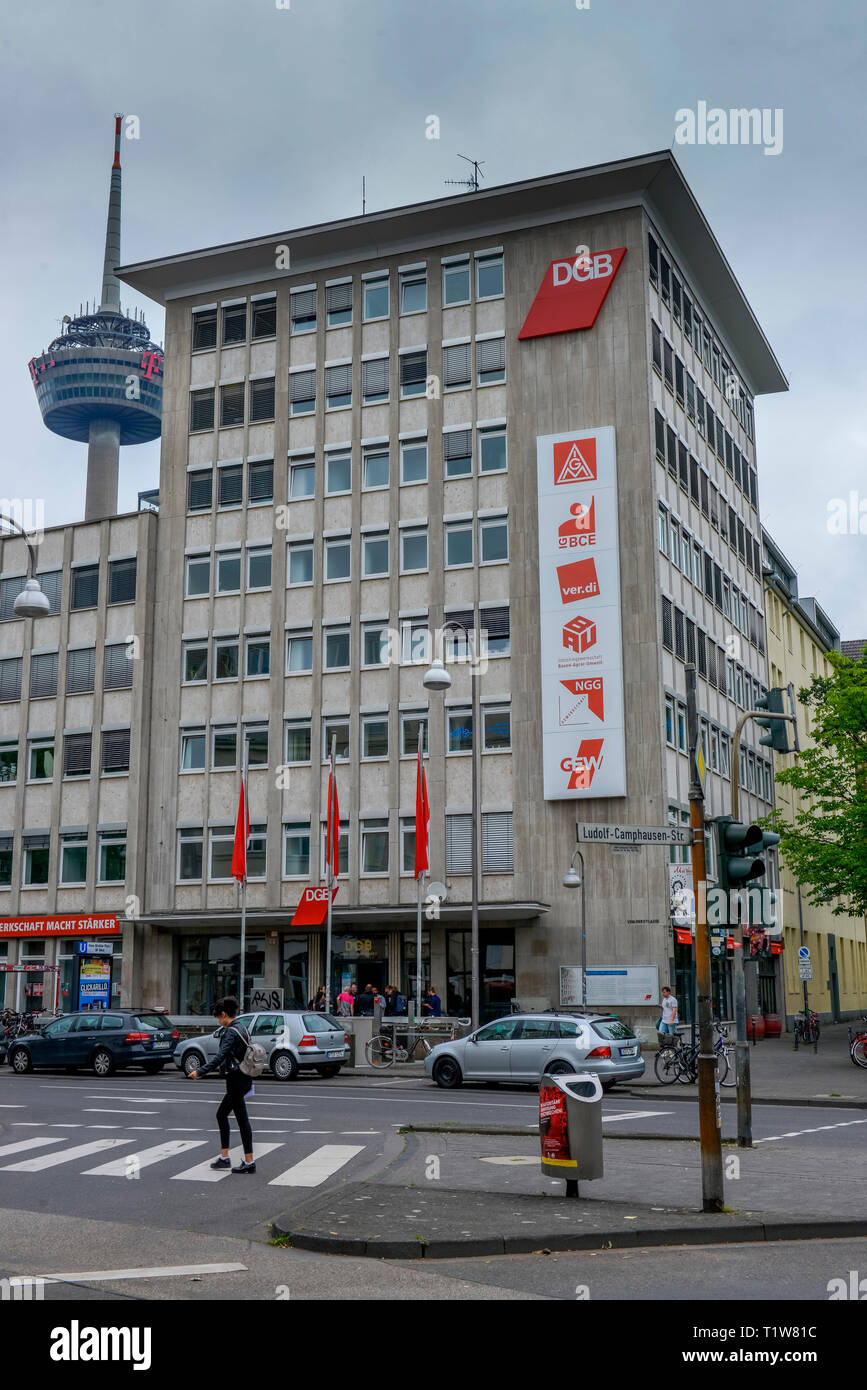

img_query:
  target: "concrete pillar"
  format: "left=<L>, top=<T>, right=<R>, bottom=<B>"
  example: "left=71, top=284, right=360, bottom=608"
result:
left=85, top=417, right=120, bottom=520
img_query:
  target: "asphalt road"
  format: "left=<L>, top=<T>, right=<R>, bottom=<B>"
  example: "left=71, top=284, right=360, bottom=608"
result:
left=1, top=1066, right=865, bottom=1302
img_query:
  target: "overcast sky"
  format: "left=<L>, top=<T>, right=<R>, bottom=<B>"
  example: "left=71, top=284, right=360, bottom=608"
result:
left=2, top=0, right=864, bottom=636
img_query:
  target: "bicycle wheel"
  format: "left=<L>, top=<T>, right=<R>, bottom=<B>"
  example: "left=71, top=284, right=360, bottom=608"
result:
left=719, top=1047, right=736, bottom=1086
left=676, top=1047, right=698, bottom=1083
left=654, top=1046, right=681, bottom=1085
left=850, top=1036, right=867, bottom=1069
left=365, top=1035, right=395, bottom=1068
left=407, top=1035, right=432, bottom=1062
left=715, top=1047, right=731, bottom=1087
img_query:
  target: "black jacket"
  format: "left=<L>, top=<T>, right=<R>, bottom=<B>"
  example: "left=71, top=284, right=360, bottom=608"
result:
left=355, top=990, right=375, bottom=1017
left=197, top=1022, right=250, bottom=1078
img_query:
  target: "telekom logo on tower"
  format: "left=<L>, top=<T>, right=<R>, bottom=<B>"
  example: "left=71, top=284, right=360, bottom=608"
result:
left=554, top=437, right=597, bottom=485
left=519, top=248, right=627, bottom=341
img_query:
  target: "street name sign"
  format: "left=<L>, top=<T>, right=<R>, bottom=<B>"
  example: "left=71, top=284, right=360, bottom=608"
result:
left=577, top=822, right=691, bottom=846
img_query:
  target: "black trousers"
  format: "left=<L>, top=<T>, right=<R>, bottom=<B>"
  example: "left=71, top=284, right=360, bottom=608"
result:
left=216, top=1071, right=253, bottom=1153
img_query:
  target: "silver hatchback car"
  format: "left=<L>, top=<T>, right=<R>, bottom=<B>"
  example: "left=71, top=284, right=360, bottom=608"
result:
left=425, top=1011, right=644, bottom=1090
left=174, top=1010, right=349, bottom=1081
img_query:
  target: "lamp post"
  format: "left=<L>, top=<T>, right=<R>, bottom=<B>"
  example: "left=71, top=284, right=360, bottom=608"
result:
left=0, top=512, right=49, bottom=618
left=424, top=620, right=480, bottom=1029
left=563, top=847, right=587, bottom=1006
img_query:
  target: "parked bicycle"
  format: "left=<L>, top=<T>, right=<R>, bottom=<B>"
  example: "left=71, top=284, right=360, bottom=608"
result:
left=653, top=1024, right=734, bottom=1086
left=793, top=1009, right=820, bottom=1049
left=364, top=1018, right=471, bottom=1068
left=848, top=1017, right=867, bottom=1069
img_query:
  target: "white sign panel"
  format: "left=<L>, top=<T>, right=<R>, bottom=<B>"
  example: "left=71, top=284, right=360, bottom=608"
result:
left=577, top=823, right=691, bottom=846
left=537, top=427, right=625, bottom=798
left=669, top=863, right=695, bottom=925
left=560, top=965, right=659, bottom=1007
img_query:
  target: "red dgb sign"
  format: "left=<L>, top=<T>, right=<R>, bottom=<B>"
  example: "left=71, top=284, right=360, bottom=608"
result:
left=519, top=249, right=627, bottom=341
left=291, top=886, right=336, bottom=927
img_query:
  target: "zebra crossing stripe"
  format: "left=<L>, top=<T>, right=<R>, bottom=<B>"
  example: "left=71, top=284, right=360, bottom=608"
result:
left=83, top=1139, right=207, bottom=1176
left=268, top=1144, right=364, bottom=1187
left=2, top=1138, right=132, bottom=1172
left=0, top=1137, right=66, bottom=1160
left=172, top=1142, right=284, bottom=1182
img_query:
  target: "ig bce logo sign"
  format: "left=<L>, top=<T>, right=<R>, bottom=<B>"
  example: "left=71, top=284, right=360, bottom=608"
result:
left=519, top=248, right=626, bottom=340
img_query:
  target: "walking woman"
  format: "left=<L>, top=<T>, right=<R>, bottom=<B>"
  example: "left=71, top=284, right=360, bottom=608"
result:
left=188, top=996, right=257, bottom=1174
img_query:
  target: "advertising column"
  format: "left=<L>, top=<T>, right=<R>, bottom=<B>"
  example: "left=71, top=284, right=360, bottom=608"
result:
left=537, top=427, right=626, bottom=798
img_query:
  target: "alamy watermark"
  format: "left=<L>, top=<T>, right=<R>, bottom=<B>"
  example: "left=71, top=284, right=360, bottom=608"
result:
left=827, top=491, right=867, bottom=535
left=674, top=103, right=783, bottom=156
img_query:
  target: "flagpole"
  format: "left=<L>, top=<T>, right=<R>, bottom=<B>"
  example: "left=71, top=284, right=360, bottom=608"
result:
left=416, top=723, right=424, bottom=1022
left=239, top=735, right=248, bottom=1011
left=325, top=734, right=336, bottom=1014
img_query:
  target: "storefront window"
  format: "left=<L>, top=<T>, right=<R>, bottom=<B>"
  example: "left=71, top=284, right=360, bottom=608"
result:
left=330, top=933, right=388, bottom=1003
left=446, top=929, right=515, bottom=1023
left=20, top=940, right=45, bottom=1013
left=178, top=935, right=265, bottom=1014
left=281, top=936, right=309, bottom=1008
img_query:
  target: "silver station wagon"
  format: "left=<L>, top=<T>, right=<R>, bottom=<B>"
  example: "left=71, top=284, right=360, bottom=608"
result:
left=424, top=1011, right=644, bottom=1090
left=174, top=1010, right=349, bottom=1081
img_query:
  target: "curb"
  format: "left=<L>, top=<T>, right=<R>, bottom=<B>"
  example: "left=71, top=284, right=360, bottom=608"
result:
left=272, top=1211, right=867, bottom=1260
left=617, top=1090, right=867, bottom=1110
left=400, top=1122, right=697, bottom=1142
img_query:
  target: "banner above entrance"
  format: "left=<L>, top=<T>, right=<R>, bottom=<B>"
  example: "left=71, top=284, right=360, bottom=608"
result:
left=0, top=915, right=120, bottom=938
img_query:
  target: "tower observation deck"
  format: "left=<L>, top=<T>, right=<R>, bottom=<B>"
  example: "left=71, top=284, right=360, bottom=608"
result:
left=28, top=116, right=163, bottom=521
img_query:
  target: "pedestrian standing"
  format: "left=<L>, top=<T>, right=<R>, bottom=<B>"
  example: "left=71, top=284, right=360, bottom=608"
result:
left=423, top=985, right=442, bottom=1018
left=308, top=985, right=327, bottom=1011
left=659, top=985, right=678, bottom=1038
left=336, top=983, right=356, bottom=1016
left=188, top=996, right=257, bottom=1175
left=356, top=982, right=376, bottom=1017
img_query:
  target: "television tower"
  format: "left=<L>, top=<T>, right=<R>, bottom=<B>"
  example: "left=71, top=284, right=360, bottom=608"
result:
left=28, top=116, right=163, bottom=521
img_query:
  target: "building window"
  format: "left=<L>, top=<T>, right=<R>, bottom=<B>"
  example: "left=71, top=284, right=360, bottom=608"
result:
left=248, top=458, right=273, bottom=502
left=289, top=458, right=315, bottom=498
left=290, top=288, right=316, bottom=335
left=23, top=835, right=50, bottom=886
left=189, top=390, right=215, bottom=432
left=36, top=570, right=62, bottom=615
left=60, top=834, right=88, bottom=886
left=361, top=714, right=389, bottom=760
left=324, top=536, right=351, bottom=582
left=320, top=819, right=349, bottom=877
left=362, top=622, right=391, bottom=667
left=326, top=281, right=352, bottom=327
left=30, top=651, right=58, bottom=699
left=289, top=369, right=316, bottom=416
left=361, top=818, right=389, bottom=874
left=325, top=452, right=351, bottom=495
left=400, top=350, right=427, bottom=399
left=480, top=604, right=510, bottom=656
left=222, top=303, right=246, bottom=345
left=183, top=641, right=208, bottom=684
left=362, top=532, right=389, bottom=578
left=445, top=814, right=472, bottom=874
left=445, top=520, right=473, bottom=568
left=247, top=546, right=272, bottom=591
left=285, top=720, right=312, bottom=764
left=362, top=357, right=389, bottom=404
left=479, top=427, right=506, bottom=473
left=442, top=258, right=470, bottom=306
left=400, top=270, right=427, bottom=314
left=287, top=541, right=313, bottom=586
left=476, top=252, right=504, bottom=299
left=447, top=706, right=473, bottom=753
left=362, top=449, right=389, bottom=490
left=657, top=504, right=668, bottom=554
left=651, top=320, right=662, bottom=372
left=477, top=336, right=505, bottom=386
left=101, top=729, right=130, bottom=774
left=284, top=821, right=311, bottom=877
left=665, top=694, right=675, bottom=746
left=209, top=825, right=236, bottom=881
left=211, top=725, right=237, bottom=771
left=483, top=705, right=511, bottom=751
left=249, top=377, right=275, bottom=422
left=322, top=717, right=350, bottom=762
left=442, top=342, right=471, bottom=390
left=0, top=657, right=22, bottom=702
left=395, top=436, right=428, bottom=485
left=66, top=647, right=95, bottom=695
left=648, top=233, right=659, bottom=284
left=215, top=549, right=240, bottom=594
left=220, top=383, right=245, bottom=428
left=482, top=812, right=513, bottom=873
left=177, top=827, right=203, bottom=882
left=181, top=728, right=206, bottom=772
left=661, top=597, right=673, bottom=651
left=0, top=739, right=18, bottom=783
left=246, top=636, right=270, bottom=678
left=192, top=308, right=217, bottom=351
left=401, top=619, right=430, bottom=665
left=213, top=637, right=239, bottom=681
left=252, top=297, right=276, bottom=339
left=323, top=626, right=350, bottom=670
left=363, top=274, right=389, bottom=321
left=479, top=516, right=508, bottom=564
left=676, top=702, right=687, bottom=752
left=400, top=817, right=417, bottom=875
left=286, top=631, right=313, bottom=674
left=0, top=837, right=12, bottom=886
left=185, top=553, right=210, bottom=598
left=245, top=723, right=269, bottom=768
left=401, top=526, right=428, bottom=574
left=401, top=711, right=428, bottom=756
left=218, top=463, right=243, bottom=507
left=188, top=468, right=213, bottom=511
left=108, top=558, right=136, bottom=605
left=444, top=428, right=472, bottom=478
left=71, top=564, right=99, bottom=611
left=28, top=738, right=54, bottom=781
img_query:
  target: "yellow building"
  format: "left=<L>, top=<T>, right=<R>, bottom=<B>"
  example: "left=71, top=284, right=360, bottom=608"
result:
left=763, top=531, right=867, bottom=1023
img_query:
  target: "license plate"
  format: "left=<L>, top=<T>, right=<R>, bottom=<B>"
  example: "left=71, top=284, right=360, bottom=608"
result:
left=154, top=1042, right=171, bottom=1049
left=619, top=1046, right=638, bottom=1057
left=325, top=1050, right=342, bottom=1060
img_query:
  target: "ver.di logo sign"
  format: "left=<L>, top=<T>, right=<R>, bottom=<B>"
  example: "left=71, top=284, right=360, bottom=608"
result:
left=519, top=248, right=627, bottom=340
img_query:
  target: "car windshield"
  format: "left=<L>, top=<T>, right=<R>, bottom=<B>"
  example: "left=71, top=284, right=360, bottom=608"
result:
left=593, top=1018, right=636, bottom=1041
left=134, top=1014, right=172, bottom=1031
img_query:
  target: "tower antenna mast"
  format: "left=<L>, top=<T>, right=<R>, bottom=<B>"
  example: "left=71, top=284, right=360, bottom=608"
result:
left=445, top=153, right=485, bottom=193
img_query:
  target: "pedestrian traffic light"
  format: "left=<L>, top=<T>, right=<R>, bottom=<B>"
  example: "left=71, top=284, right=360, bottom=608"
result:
left=755, top=685, right=796, bottom=753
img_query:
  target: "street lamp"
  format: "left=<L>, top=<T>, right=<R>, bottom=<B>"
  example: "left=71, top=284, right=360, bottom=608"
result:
left=0, top=513, right=49, bottom=618
left=563, top=846, right=587, bottom=1007
left=424, top=624, right=481, bottom=1029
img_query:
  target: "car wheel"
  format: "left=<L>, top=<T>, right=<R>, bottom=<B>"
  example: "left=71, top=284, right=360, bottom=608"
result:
left=600, top=1079, right=617, bottom=1092
left=183, top=1050, right=204, bottom=1077
left=316, top=1064, right=341, bottom=1077
left=143, top=1062, right=165, bottom=1074
left=432, top=1056, right=463, bottom=1089
left=92, top=1049, right=115, bottom=1077
left=546, top=1061, right=575, bottom=1076
left=10, top=1047, right=32, bottom=1074
left=272, top=1051, right=298, bottom=1082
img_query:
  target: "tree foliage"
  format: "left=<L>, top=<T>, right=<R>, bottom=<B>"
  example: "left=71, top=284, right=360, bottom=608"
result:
left=765, top=650, right=867, bottom=917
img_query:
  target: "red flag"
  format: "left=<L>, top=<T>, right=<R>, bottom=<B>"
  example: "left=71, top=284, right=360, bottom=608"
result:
left=414, top=748, right=430, bottom=879
left=231, top=776, right=250, bottom=882
left=325, top=751, right=340, bottom=893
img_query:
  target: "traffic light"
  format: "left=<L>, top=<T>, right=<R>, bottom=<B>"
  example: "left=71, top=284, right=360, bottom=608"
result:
left=755, top=684, right=798, bottom=753
left=714, top=816, right=780, bottom=930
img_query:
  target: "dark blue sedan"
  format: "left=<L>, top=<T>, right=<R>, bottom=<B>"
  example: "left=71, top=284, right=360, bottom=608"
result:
left=8, top=1010, right=179, bottom=1077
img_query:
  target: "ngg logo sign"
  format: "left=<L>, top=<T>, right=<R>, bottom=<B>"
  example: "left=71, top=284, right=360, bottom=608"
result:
left=519, top=248, right=626, bottom=340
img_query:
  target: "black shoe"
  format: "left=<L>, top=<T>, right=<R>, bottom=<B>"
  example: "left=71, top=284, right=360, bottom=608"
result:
left=232, top=1160, right=256, bottom=1174
left=209, top=1156, right=231, bottom=1170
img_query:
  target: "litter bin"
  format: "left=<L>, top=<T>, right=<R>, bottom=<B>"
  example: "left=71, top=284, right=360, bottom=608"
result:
left=539, top=1071, right=604, bottom=1198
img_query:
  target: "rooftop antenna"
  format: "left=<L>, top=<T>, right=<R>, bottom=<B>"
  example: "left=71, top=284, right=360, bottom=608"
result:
left=362, top=175, right=366, bottom=215
left=445, top=153, right=485, bottom=193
